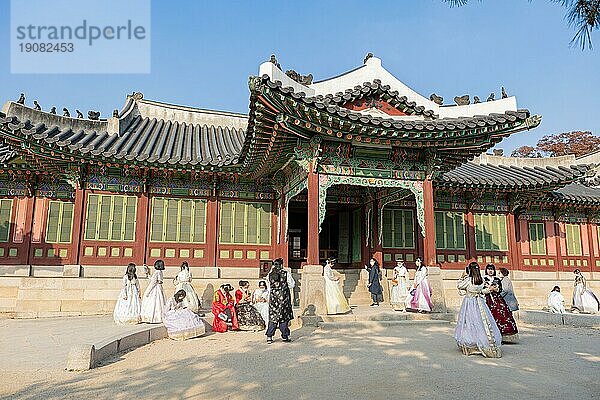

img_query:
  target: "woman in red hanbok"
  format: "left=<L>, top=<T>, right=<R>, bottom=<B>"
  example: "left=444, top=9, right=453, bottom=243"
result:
left=484, top=264, right=519, bottom=343
left=211, top=284, right=239, bottom=333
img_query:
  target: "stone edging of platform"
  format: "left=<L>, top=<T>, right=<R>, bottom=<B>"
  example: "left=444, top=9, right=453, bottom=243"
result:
left=66, top=325, right=168, bottom=371
left=516, top=310, right=600, bottom=328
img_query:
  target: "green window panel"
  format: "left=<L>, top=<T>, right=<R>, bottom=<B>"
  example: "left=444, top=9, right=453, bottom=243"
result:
left=528, top=222, right=547, bottom=256
left=219, top=201, right=271, bottom=245
left=149, top=197, right=207, bottom=243
left=45, top=201, right=74, bottom=244
left=474, top=213, right=508, bottom=251
left=0, top=199, right=13, bottom=242
left=382, top=208, right=414, bottom=249
left=435, top=211, right=466, bottom=250
left=84, top=194, right=137, bottom=242
left=565, top=223, right=582, bottom=256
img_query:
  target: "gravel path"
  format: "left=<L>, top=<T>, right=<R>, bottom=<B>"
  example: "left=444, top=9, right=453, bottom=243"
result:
left=2, top=323, right=598, bottom=400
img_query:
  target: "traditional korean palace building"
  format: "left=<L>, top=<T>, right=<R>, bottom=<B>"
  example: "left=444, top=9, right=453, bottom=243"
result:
left=0, top=56, right=599, bottom=316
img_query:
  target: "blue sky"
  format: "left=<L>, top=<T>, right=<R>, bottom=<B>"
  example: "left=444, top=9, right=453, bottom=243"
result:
left=1, top=0, right=598, bottom=153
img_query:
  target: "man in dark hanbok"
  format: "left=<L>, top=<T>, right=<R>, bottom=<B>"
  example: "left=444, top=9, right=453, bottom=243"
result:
left=266, top=258, right=294, bottom=344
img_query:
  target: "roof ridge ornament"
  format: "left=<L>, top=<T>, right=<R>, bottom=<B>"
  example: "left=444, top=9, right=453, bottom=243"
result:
left=269, top=54, right=281, bottom=69
left=363, top=52, right=373, bottom=64
left=285, top=69, right=313, bottom=85
left=454, top=95, right=470, bottom=106
left=131, top=92, right=144, bottom=101
left=429, top=93, right=443, bottom=105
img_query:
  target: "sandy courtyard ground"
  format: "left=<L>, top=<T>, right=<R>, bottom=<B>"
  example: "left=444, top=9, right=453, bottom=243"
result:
left=2, top=322, right=598, bottom=400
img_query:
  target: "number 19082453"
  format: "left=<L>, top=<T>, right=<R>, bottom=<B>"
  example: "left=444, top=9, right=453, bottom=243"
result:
left=18, top=42, right=74, bottom=52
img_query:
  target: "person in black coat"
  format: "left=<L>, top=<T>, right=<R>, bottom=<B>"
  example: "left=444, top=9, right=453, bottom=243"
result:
left=366, top=257, right=383, bottom=307
left=266, top=258, right=294, bottom=344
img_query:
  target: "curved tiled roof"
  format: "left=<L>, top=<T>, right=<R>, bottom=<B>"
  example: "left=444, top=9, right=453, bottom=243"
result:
left=259, top=76, right=535, bottom=133
left=0, top=98, right=247, bottom=168
left=549, top=183, right=600, bottom=205
left=314, top=79, right=436, bottom=117
left=438, top=162, right=589, bottom=191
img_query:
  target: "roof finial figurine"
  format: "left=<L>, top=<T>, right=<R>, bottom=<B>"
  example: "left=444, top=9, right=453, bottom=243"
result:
left=501, top=87, right=508, bottom=99
left=473, top=96, right=481, bottom=104
left=88, top=111, right=100, bottom=120
left=454, top=95, right=470, bottom=106
left=33, top=101, right=41, bottom=110
left=76, top=110, right=83, bottom=119
left=112, top=109, right=119, bottom=118
left=487, top=92, right=495, bottom=102
left=429, top=93, right=443, bottom=105
left=50, top=106, right=56, bottom=114
left=269, top=54, right=281, bottom=69
left=364, top=52, right=373, bottom=64
left=17, top=93, right=25, bottom=104
left=63, top=108, right=70, bottom=117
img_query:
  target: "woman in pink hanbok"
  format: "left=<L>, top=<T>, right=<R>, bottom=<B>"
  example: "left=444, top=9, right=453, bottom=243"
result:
left=405, top=257, right=433, bottom=313
left=455, top=262, right=502, bottom=358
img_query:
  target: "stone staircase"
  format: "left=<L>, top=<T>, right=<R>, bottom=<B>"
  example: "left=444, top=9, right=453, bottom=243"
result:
left=301, top=304, right=455, bottom=329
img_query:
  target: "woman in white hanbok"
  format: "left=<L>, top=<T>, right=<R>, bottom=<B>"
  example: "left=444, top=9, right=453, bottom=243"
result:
left=113, top=263, right=141, bottom=324
left=163, top=290, right=206, bottom=340
left=140, top=259, right=167, bottom=323
left=173, top=261, right=201, bottom=313
left=390, top=260, right=409, bottom=311
left=405, top=258, right=433, bottom=312
left=324, top=258, right=351, bottom=314
left=252, top=280, right=270, bottom=326
left=455, top=262, right=502, bottom=358
left=572, top=270, right=600, bottom=314
left=547, top=286, right=566, bottom=314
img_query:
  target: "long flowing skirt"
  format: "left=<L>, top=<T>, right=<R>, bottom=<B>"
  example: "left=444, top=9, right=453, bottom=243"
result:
left=113, top=287, right=141, bottom=324
left=548, top=295, right=566, bottom=314
left=455, top=296, right=502, bottom=358
left=573, top=285, right=600, bottom=314
left=407, top=279, right=433, bottom=312
left=176, top=282, right=201, bottom=313
left=390, top=280, right=408, bottom=310
left=140, top=284, right=166, bottom=323
left=235, top=303, right=266, bottom=330
left=253, top=302, right=269, bottom=326
left=163, top=308, right=206, bottom=340
left=324, top=278, right=351, bottom=315
left=486, top=293, right=519, bottom=343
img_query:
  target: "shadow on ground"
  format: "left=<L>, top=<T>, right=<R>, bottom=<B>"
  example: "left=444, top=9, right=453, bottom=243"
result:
left=3, top=324, right=599, bottom=400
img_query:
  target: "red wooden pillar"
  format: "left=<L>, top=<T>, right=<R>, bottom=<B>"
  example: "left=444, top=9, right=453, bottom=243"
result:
left=465, top=210, right=476, bottom=261
left=306, top=165, right=319, bottom=265
left=554, top=221, right=564, bottom=271
left=422, top=179, right=437, bottom=267
left=278, top=203, right=289, bottom=266
left=71, top=188, right=86, bottom=266
left=507, top=212, right=520, bottom=268
left=371, top=199, right=383, bottom=265
left=206, top=196, right=218, bottom=268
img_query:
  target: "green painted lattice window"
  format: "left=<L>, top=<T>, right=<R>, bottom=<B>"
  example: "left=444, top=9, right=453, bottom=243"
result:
left=435, top=211, right=466, bottom=250
left=528, top=222, right=547, bottom=255
left=382, top=209, right=414, bottom=249
left=219, top=201, right=271, bottom=245
left=565, top=223, right=582, bottom=256
left=45, top=201, right=74, bottom=244
left=84, top=194, right=137, bottom=241
left=150, top=198, right=206, bottom=243
left=0, top=199, right=13, bottom=242
left=474, top=213, right=508, bottom=251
